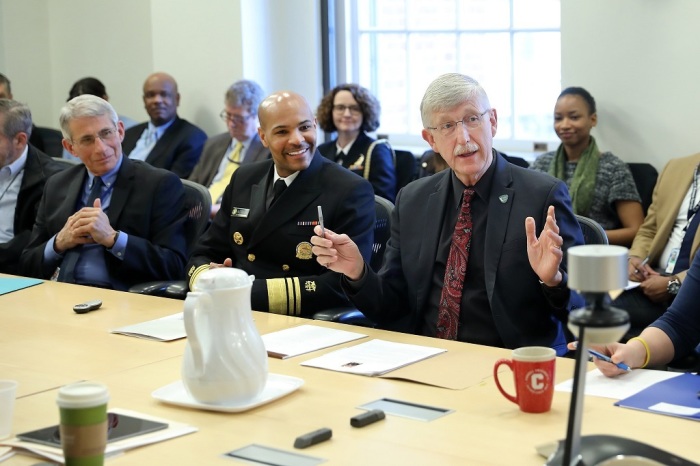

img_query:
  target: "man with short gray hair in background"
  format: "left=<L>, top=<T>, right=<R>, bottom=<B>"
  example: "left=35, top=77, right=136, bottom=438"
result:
left=0, top=99, right=64, bottom=274
left=189, top=79, right=270, bottom=217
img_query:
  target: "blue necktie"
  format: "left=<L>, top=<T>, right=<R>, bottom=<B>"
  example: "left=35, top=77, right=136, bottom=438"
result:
left=673, top=212, right=700, bottom=273
left=85, top=176, right=103, bottom=207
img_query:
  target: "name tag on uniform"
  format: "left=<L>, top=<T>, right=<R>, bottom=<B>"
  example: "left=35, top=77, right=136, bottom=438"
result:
left=231, top=207, right=250, bottom=218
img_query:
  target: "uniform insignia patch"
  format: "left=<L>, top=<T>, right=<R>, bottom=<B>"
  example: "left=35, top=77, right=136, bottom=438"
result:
left=296, top=242, right=313, bottom=260
left=304, top=281, right=317, bottom=292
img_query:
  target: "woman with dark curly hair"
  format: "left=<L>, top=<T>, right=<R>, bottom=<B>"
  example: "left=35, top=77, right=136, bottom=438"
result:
left=317, top=84, right=397, bottom=202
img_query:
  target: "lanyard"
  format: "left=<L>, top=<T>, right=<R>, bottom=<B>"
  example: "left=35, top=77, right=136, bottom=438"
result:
left=687, top=163, right=700, bottom=221
left=0, top=168, right=23, bottom=205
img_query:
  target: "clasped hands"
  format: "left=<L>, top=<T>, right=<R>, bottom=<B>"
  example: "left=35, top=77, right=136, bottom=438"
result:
left=310, top=205, right=565, bottom=287
left=54, top=199, right=117, bottom=253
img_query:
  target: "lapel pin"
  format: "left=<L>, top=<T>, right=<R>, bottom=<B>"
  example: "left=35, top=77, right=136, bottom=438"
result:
left=499, top=194, right=509, bottom=204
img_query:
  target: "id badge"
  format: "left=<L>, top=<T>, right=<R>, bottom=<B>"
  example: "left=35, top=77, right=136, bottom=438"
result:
left=665, top=248, right=680, bottom=274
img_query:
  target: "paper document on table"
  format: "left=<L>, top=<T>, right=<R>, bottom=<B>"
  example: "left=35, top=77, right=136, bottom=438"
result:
left=110, top=312, right=185, bottom=341
left=300, top=339, right=446, bottom=376
left=555, top=367, right=681, bottom=400
left=262, top=324, right=367, bottom=359
left=0, top=408, right=197, bottom=463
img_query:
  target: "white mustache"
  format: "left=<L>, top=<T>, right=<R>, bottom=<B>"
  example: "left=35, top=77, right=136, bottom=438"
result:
left=453, top=142, right=479, bottom=156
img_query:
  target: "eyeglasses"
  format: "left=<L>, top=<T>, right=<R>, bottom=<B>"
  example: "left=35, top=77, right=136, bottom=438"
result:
left=426, top=110, right=490, bottom=137
left=220, top=110, right=254, bottom=125
left=72, top=127, right=118, bottom=149
left=332, top=104, right=362, bottom=115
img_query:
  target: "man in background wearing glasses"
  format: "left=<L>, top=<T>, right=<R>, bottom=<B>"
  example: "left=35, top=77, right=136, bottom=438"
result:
left=312, top=73, right=585, bottom=355
left=20, top=95, right=188, bottom=290
left=189, top=80, right=270, bottom=217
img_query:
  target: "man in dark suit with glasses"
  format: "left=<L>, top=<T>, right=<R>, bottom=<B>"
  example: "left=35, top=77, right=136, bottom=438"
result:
left=20, top=95, right=187, bottom=290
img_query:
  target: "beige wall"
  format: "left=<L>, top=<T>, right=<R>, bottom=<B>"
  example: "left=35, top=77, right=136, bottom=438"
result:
left=0, top=0, right=322, bottom=137
left=1, top=0, right=697, bottom=170
left=561, top=0, right=700, bottom=169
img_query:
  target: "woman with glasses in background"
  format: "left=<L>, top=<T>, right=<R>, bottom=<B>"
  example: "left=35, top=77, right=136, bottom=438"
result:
left=531, top=87, right=644, bottom=246
left=317, top=84, right=397, bottom=202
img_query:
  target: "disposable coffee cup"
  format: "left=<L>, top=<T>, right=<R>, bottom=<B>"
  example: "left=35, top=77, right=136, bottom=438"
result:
left=0, top=380, right=18, bottom=439
left=56, top=382, right=110, bottom=466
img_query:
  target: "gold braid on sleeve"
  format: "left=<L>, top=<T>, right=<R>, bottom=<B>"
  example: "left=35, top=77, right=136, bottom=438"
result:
left=267, top=277, right=301, bottom=315
left=188, top=264, right=210, bottom=291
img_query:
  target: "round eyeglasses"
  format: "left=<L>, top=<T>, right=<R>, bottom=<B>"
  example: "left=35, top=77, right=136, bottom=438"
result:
left=72, top=127, right=119, bottom=149
left=332, top=104, right=362, bottom=115
left=426, top=110, right=490, bottom=137
left=220, top=110, right=254, bottom=125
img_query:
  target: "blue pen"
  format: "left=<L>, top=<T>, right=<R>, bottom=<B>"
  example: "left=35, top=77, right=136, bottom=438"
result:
left=587, top=349, right=631, bottom=371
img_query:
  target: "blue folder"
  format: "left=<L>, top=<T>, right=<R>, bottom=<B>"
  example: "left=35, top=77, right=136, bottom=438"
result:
left=0, top=277, right=43, bottom=296
left=614, top=372, right=700, bottom=421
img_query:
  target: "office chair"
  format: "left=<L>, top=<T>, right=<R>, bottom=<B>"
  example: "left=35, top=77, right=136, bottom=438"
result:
left=51, top=156, right=81, bottom=168
left=499, top=151, right=530, bottom=168
left=128, top=179, right=211, bottom=299
left=627, top=162, right=658, bottom=216
left=312, top=195, right=394, bottom=327
left=575, top=214, right=608, bottom=245
left=33, top=126, right=65, bottom=158
left=393, top=150, right=417, bottom=191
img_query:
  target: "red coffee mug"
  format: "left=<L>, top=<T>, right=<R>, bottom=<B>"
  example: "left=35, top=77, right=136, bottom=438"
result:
left=493, top=346, right=556, bottom=413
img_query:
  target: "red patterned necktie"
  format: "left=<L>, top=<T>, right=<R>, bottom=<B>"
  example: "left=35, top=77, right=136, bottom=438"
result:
left=436, top=187, right=475, bottom=340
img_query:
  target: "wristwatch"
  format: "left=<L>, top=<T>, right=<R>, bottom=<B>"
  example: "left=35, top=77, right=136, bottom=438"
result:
left=667, top=276, right=681, bottom=296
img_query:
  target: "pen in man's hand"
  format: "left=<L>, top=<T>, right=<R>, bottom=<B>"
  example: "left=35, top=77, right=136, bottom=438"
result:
left=317, top=206, right=325, bottom=238
left=587, top=349, right=631, bottom=371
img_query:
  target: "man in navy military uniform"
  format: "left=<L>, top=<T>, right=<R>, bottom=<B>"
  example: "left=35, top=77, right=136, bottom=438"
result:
left=187, top=91, right=375, bottom=316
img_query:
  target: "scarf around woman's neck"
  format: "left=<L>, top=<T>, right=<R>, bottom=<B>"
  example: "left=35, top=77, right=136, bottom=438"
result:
left=548, top=136, right=600, bottom=216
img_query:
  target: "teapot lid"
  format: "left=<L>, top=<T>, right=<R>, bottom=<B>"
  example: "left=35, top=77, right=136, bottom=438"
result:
left=193, top=267, right=253, bottom=291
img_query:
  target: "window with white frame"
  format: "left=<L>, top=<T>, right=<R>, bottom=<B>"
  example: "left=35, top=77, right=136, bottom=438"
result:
left=341, top=0, right=561, bottom=150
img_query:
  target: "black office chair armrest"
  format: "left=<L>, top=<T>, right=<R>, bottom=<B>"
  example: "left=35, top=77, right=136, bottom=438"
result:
left=128, top=280, right=189, bottom=300
left=313, top=307, right=377, bottom=328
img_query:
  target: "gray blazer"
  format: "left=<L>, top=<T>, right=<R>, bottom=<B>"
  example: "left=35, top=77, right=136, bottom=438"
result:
left=188, top=132, right=269, bottom=187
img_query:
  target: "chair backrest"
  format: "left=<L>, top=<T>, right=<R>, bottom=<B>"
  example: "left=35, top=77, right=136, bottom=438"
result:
left=181, top=180, right=212, bottom=255
left=394, top=150, right=417, bottom=191
left=575, top=214, right=608, bottom=245
left=370, top=195, right=394, bottom=272
left=34, top=126, right=65, bottom=158
left=51, top=156, right=81, bottom=168
left=627, top=163, right=658, bottom=216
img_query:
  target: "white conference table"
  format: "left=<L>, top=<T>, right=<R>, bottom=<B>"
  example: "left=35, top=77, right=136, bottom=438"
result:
left=1, top=277, right=699, bottom=465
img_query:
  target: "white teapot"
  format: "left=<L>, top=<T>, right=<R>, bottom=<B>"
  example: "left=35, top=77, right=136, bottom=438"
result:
left=182, top=267, right=268, bottom=404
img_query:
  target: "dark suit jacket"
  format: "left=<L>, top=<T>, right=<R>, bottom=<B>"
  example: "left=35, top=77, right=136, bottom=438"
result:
left=0, top=145, right=65, bottom=274
left=19, top=157, right=188, bottom=290
left=188, top=132, right=270, bottom=187
left=344, top=154, right=585, bottom=353
left=318, top=132, right=397, bottom=202
left=122, top=117, right=207, bottom=178
left=187, top=152, right=375, bottom=316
